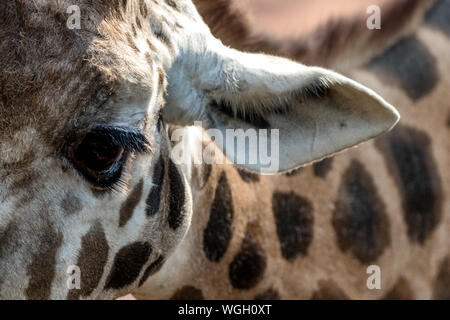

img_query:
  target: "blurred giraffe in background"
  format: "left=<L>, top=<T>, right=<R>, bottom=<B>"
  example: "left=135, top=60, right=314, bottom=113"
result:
left=153, top=0, right=449, bottom=299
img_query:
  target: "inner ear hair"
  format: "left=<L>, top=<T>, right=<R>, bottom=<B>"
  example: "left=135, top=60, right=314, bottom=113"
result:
left=207, top=76, right=333, bottom=128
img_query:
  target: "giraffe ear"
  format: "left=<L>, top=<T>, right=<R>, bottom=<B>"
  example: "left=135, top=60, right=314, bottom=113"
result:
left=164, top=47, right=399, bottom=174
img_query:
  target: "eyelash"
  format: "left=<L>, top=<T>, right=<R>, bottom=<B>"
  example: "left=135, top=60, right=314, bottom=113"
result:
left=66, top=126, right=150, bottom=191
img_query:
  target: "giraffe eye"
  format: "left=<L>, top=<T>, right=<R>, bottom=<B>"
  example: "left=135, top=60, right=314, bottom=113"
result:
left=75, top=133, right=124, bottom=172
left=69, top=131, right=126, bottom=188
left=67, top=126, right=150, bottom=189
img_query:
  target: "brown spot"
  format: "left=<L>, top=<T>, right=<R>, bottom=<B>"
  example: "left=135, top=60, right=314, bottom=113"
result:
left=313, top=157, right=334, bottom=179
left=376, top=126, right=443, bottom=244
left=61, top=193, right=82, bottom=216
left=0, top=221, right=20, bottom=291
left=0, top=221, right=19, bottom=260
left=119, top=179, right=144, bottom=227
left=67, top=223, right=109, bottom=300
left=367, top=36, right=438, bottom=101
left=146, top=155, right=165, bottom=217
left=425, top=0, right=450, bottom=36
left=333, top=160, right=391, bottom=264
left=25, top=226, right=63, bottom=300
left=382, top=277, right=414, bottom=300
left=272, top=191, right=314, bottom=261
left=433, top=256, right=450, bottom=300
left=311, top=280, right=349, bottom=300
left=171, top=285, right=205, bottom=300
left=167, top=159, right=186, bottom=230
left=228, top=228, right=267, bottom=290
left=236, top=167, right=260, bottom=183
left=255, top=288, right=281, bottom=300
left=105, top=242, right=152, bottom=290
left=203, top=172, right=234, bottom=262
left=9, top=170, right=40, bottom=195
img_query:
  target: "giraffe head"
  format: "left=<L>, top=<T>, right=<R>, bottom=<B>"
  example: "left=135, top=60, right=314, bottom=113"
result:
left=0, top=0, right=399, bottom=299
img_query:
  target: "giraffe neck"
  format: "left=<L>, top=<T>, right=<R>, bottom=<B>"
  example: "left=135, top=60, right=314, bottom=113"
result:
left=133, top=0, right=450, bottom=299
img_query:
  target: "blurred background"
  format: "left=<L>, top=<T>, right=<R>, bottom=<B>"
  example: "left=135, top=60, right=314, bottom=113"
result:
left=235, top=0, right=390, bottom=38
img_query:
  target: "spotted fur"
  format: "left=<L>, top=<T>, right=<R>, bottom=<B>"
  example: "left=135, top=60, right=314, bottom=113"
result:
left=0, top=0, right=448, bottom=301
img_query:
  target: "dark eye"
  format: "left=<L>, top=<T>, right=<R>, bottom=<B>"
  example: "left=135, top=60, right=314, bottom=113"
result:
left=69, top=131, right=126, bottom=188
